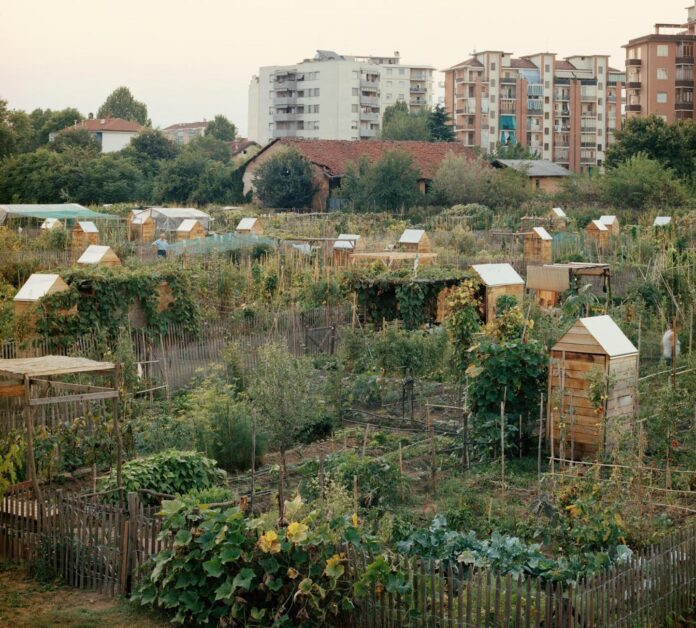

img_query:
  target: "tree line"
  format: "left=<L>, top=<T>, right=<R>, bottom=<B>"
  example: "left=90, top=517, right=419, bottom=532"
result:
left=0, top=87, right=244, bottom=205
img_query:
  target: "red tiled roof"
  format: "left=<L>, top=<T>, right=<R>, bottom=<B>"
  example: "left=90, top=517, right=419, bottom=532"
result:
left=449, top=57, right=484, bottom=70
left=555, top=60, right=576, bottom=71
left=162, top=121, right=208, bottom=131
left=228, top=138, right=260, bottom=156
left=262, top=139, right=477, bottom=180
left=59, top=117, right=143, bottom=134
left=508, top=58, right=537, bottom=69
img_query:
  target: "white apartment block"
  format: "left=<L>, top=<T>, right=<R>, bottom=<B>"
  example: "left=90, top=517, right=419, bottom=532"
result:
left=248, top=50, right=435, bottom=144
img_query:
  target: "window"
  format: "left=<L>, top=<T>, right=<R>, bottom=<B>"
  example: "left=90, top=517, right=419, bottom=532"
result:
left=491, top=62, right=496, bottom=70
left=398, top=93, right=404, bottom=101
left=351, top=121, right=358, bottom=129
left=598, top=66, right=604, bottom=74
left=352, top=104, right=358, bottom=112
left=598, top=97, right=603, bottom=105
left=490, top=110, right=496, bottom=118
left=544, top=127, right=549, bottom=135
left=490, top=79, right=496, bottom=87
left=657, top=92, right=668, bottom=103
left=657, top=45, right=668, bottom=57
left=545, top=80, right=550, bottom=89
left=597, top=112, right=603, bottom=121
left=597, top=144, right=603, bottom=151
left=544, top=111, right=549, bottom=120
left=544, top=96, right=550, bottom=104
left=544, top=142, right=549, bottom=150
left=545, top=64, right=551, bottom=73
left=597, top=82, right=603, bottom=89
left=352, top=88, right=359, bottom=96
left=657, top=68, right=668, bottom=80
left=490, top=95, right=496, bottom=103
left=399, top=68, right=405, bottom=75
left=386, top=68, right=393, bottom=75
left=597, top=128, right=603, bottom=137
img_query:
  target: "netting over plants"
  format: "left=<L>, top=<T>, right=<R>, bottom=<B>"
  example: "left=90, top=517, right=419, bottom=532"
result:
left=167, top=232, right=276, bottom=256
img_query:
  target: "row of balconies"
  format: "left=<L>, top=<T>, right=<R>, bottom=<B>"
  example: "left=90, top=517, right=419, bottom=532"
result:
left=410, top=86, right=427, bottom=93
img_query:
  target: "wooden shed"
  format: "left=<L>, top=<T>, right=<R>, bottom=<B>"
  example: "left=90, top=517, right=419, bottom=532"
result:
left=40, top=218, right=63, bottom=231
left=585, top=220, right=609, bottom=251
left=13, top=274, right=70, bottom=318
left=549, top=207, right=568, bottom=230
left=653, top=216, right=672, bottom=228
left=77, top=245, right=121, bottom=267
left=548, top=315, right=638, bottom=459
left=71, top=221, right=100, bottom=257
left=175, top=219, right=206, bottom=241
left=235, top=217, right=263, bottom=235
left=470, top=263, right=525, bottom=323
left=128, top=210, right=156, bottom=242
left=524, top=227, right=553, bottom=266
left=599, top=215, right=620, bottom=236
left=399, top=229, right=431, bottom=253
left=527, top=263, right=611, bottom=310
left=332, top=234, right=363, bottom=265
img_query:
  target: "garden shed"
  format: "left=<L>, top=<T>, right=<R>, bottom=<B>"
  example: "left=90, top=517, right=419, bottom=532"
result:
left=235, top=217, right=264, bottom=235
left=523, top=227, right=552, bottom=266
left=527, top=262, right=611, bottom=309
left=332, top=234, right=363, bottom=265
left=175, top=219, right=206, bottom=241
left=399, top=229, right=431, bottom=253
left=585, top=220, right=608, bottom=250
left=71, top=221, right=100, bottom=257
left=40, top=218, right=63, bottom=231
left=653, top=216, right=672, bottom=228
left=147, top=207, right=212, bottom=231
left=548, top=315, right=638, bottom=459
left=13, top=274, right=70, bottom=318
left=77, top=245, right=121, bottom=267
left=470, top=263, right=525, bottom=323
left=599, top=215, right=620, bottom=236
left=127, top=210, right=156, bottom=242
left=549, top=207, right=568, bottom=229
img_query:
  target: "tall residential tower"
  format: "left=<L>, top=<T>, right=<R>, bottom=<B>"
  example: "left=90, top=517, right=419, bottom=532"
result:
left=248, top=50, right=435, bottom=144
left=443, top=52, right=624, bottom=173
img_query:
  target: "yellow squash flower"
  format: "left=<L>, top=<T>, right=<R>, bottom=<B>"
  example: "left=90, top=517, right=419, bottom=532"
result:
left=286, top=521, right=309, bottom=544
left=257, top=530, right=281, bottom=554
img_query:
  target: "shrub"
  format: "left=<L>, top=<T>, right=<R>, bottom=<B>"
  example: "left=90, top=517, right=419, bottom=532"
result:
left=333, top=452, right=403, bottom=507
left=99, top=450, right=226, bottom=502
left=253, top=148, right=314, bottom=209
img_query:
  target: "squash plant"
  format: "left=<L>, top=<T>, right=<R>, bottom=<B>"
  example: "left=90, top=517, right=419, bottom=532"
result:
left=134, top=498, right=379, bottom=626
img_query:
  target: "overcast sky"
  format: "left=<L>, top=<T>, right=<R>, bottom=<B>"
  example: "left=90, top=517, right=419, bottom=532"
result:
left=0, top=0, right=687, bottom=136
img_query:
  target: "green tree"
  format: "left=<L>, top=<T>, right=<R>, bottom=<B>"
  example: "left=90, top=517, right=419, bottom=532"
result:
left=74, top=154, right=145, bottom=204
left=37, top=108, right=84, bottom=144
left=428, top=105, right=455, bottom=142
left=190, top=161, right=244, bottom=205
left=152, top=151, right=209, bottom=203
left=204, top=114, right=237, bottom=141
left=50, top=128, right=101, bottom=154
left=128, top=128, right=178, bottom=161
left=97, top=86, right=149, bottom=125
left=253, top=148, right=314, bottom=209
left=184, top=136, right=231, bottom=163
left=0, top=99, right=16, bottom=158
left=381, top=107, right=431, bottom=141
left=601, top=153, right=688, bottom=209
left=605, top=115, right=696, bottom=179
left=382, top=101, right=409, bottom=127
left=488, top=142, right=540, bottom=160
left=7, top=110, right=36, bottom=153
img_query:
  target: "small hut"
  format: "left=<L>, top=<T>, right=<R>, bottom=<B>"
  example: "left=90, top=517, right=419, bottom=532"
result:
left=77, top=245, right=121, bottom=267
left=71, top=221, right=100, bottom=257
left=653, top=216, right=672, bottom=228
left=40, top=218, right=63, bottom=231
left=548, top=315, right=638, bottom=459
left=332, top=234, right=363, bottom=265
left=585, top=220, right=608, bottom=251
left=13, top=273, right=71, bottom=318
left=399, top=229, right=431, bottom=253
left=128, top=210, right=156, bottom=242
left=524, top=227, right=553, bottom=266
left=176, top=219, right=206, bottom=241
left=599, top=215, right=620, bottom=236
left=549, top=207, right=568, bottom=230
left=470, top=263, right=525, bottom=323
left=235, top=217, right=263, bottom=235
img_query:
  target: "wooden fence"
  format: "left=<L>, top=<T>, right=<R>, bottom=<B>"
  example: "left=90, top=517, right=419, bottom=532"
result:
left=352, top=524, right=696, bottom=626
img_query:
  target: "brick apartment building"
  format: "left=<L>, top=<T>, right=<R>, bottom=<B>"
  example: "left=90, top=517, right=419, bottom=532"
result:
left=624, top=4, right=696, bottom=122
left=443, top=52, right=624, bottom=173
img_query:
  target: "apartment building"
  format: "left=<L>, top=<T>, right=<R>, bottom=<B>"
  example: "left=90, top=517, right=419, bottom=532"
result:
left=247, top=50, right=435, bottom=144
left=624, top=4, right=696, bottom=122
left=443, top=52, right=624, bottom=173
left=161, top=121, right=208, bottom=145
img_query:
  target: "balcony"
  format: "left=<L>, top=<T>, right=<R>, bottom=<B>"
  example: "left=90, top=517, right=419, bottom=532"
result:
left=410, top=100, right=427, bottom=107
left=554, top=148, right=570, bottom=161
left=411, top=73, right=428, bottom=81
left=500, top=101, right=516, bottom=114
left=627, top=81, right=642, bottom=89
left=360, top=79, right=379, bottom=91
left=273, top=112, right=301, bottom=122
left=626, top=59, right=642, bottom=66
left=675, top=101, right=693, bottom=111
left=626, top=104, right=642, bottom=112
left=607, top=95, right=617, bottom=102
left=273, top=129, right=298, bottom=138
left=676, top=55, right=695, bottom=65
left=410, top=85, right=426, bottom=93
left=500, top=77, right=517, bottom=84
left=359, top=95, right=379, bottom=107
left=359, top=128, right=378, bottom=138
left=360, top=111, right=380, bottom=122
left=273, top=96, right=297, bottom=106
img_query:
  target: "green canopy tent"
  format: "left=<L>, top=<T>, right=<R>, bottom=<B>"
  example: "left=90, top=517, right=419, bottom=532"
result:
left=0, top=204, right=119, bottom=225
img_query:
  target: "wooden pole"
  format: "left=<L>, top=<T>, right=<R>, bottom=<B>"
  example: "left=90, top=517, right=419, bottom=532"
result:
left=250, top=417, right=256, bottom=513
left=319, top=453, right=325, bottom=504
left=353, top=474, right=358, bottom=514
left=23, top=374, right=43, bottom=511
left=361, top=424, right=370, bottom=458
left=112, top=365, right=124, bottom=493
left=500, top=393, right=506, bottom=497
left=538, top=393, right=544, bottom=489
left=398, top=442, right=404, bottom=502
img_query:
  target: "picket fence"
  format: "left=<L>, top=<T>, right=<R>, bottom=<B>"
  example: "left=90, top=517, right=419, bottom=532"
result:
left=2, top=478, right=696, bottom=625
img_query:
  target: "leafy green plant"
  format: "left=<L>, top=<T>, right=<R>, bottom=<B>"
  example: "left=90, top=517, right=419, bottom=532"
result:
left=133, top=497, right=376, bottom=626
left=99, top=450, right=226, bottom=503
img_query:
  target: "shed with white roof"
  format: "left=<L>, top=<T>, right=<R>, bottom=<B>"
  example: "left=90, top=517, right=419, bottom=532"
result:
left=548, top=315, right=638, bottom=459
left=77, top=245, right=121, bottom=267
left=71, top=221, right=100, bottom=257
left=524, top=226, right=553, bottom=265
left=599, top=215, right=620, bottom=236
left=470, top=263, right=525, bottom=323
left=235, top=217, right=263, bottom=235
left=398, top=229, right=431, bottom=253
left=13, top=273, right=71, bottom=317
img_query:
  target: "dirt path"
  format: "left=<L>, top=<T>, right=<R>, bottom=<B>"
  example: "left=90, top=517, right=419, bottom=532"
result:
left=0, top=566, right=168, bottom=628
